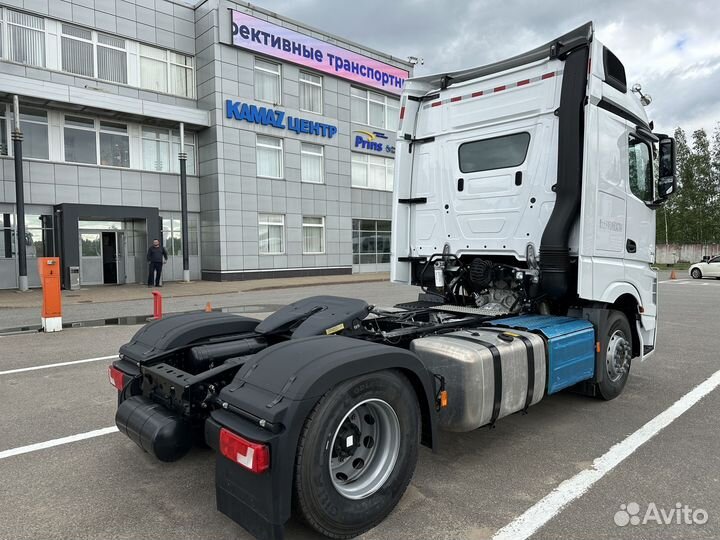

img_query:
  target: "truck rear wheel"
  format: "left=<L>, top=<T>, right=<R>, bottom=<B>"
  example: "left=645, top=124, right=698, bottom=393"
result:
left=293, top=370, right=420, bottom=539
left=597, top=310, right=632, bottom=400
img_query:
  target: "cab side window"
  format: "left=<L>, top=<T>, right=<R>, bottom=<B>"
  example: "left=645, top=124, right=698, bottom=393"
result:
left=628, top=134, right=653, bottom=201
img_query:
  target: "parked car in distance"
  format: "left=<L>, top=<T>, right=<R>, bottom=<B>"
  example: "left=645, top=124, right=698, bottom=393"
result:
left=689, top=256, right=720, bottom=279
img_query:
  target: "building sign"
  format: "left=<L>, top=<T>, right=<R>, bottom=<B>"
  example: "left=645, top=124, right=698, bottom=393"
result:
left=225, top=100, right=338, bottom=138
left=230, top=11, right=409, bottom=96
left=354, top=130, right=395, bottom=154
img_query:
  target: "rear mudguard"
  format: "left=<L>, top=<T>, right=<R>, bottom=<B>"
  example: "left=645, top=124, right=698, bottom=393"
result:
left=205, top=335, right=438, bottom=540
left=119, top=311, right=261, bottom=365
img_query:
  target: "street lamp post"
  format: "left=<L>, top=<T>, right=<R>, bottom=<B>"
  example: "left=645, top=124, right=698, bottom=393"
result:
left=12, top=95, right=28, bottom=292
left=179, top=122, right=190, bottom=282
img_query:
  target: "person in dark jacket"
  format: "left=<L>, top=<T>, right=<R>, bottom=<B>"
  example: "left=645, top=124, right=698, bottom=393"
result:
left=147, top=239, right=168, bottom=287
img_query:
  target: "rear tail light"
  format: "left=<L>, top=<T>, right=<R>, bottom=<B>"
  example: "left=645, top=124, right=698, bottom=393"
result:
left=108, top=365, right=125, bottom=390
left=399, top=106, right=405, bottom=120
left=219, top=428, right=270, bottom=474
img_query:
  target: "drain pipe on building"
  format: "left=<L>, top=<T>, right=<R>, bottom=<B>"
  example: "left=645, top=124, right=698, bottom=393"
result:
left=12, top=95, right=28, bottom=292
left=179, top=122, right=190, bottom=283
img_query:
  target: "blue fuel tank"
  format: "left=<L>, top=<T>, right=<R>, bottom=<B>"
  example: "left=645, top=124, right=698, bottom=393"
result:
left=488, top=315, right=595, bottom=394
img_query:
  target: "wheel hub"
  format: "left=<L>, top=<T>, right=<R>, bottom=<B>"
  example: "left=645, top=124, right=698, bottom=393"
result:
left=606, top=330, right=631, bottom=382
left=329, top=398, right=400, bottom=500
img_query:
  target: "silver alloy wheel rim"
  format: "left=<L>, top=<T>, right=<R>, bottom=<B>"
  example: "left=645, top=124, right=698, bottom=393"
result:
left=692, top=269, right=701, bottom=279
left=606, top=329, right=631, bottom=383
left=328, top=398, right=401, bottom=500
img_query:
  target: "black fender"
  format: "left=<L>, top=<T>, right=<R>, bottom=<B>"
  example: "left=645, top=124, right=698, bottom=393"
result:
left=206, top=335, right=437, bottom=540
left=119, top=311, right=261, bottom=364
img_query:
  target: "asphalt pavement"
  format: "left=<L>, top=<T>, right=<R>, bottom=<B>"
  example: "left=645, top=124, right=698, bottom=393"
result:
left=0, top=275, right=718, bottom=540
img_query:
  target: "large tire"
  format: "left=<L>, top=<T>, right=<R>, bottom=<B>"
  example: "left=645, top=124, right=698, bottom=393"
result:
left=691, top=268, right=702, bottom=279
left=294, top=370, right=420, bottom=539
left=597, top=311, right=633, bottom=400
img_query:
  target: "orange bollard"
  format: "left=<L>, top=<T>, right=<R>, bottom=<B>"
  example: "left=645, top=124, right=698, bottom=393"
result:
left=670, top=270, right=677, bottom=280
left=152, top=291, right=163, bottom=319
left=205, top=302, right=213, bottom=312
left=38, top=257, right=62, bottom=332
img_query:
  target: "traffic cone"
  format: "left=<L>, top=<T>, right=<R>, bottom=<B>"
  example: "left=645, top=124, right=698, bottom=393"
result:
left=205, top=302, right=213, bottom=312
left=670, top=270, right=677, bottom=280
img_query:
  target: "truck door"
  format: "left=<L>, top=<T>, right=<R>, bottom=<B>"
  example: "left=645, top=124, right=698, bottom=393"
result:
left=407, top=141, right=450, bottom=259
left=446, top=126, right=536, bottom=258
left=624, top=128, right=657, bottom=348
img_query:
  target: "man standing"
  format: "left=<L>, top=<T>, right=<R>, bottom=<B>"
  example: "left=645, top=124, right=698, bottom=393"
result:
left=147, top=239, right=168, bottom=287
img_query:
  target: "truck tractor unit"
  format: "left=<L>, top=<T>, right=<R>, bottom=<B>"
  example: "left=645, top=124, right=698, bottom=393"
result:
left=110, top=22, right=677, bottom=540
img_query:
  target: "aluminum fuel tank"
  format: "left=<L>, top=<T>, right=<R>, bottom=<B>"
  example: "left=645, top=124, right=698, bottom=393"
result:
left=410, top=328, right=547, bottom=432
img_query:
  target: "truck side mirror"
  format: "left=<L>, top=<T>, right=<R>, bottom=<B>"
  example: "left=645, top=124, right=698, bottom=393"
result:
left=657, top=137, right=677, bottom=199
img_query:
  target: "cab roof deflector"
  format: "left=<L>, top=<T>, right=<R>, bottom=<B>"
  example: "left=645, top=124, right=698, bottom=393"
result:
left=413, top=21, right=594, bottom=91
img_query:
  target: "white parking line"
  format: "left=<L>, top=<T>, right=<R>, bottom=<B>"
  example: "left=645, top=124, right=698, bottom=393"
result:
left=0, top=426, right=119, bottom=461
left=0, top=355, right=117, bottom=376
left=492, top=368, right=720, bottom=540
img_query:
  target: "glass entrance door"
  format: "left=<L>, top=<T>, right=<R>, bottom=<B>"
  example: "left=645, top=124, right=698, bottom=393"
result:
left=79, top=232, right=103, bottom=285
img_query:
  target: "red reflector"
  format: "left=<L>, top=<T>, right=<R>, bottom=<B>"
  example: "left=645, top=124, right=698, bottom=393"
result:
left=541, top=72, right=555, bottom=80
left=450, top=96, right=461, bottom=102
left=431, top=101, right=442, bottom=107
left=471, top=91, right=483, bottom=97
left=399, top=106, right=405, bottom=120
left=494, top=85, right=506, bottom=92
left=517, top=79, right=530, bottom=86
left=108, top=365, right=124, bottom=390
left=219, top=428, right=270, bottom=474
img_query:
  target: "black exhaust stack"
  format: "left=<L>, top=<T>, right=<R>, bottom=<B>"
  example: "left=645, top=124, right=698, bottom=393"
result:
left=540, top=39, right=591, bottom=299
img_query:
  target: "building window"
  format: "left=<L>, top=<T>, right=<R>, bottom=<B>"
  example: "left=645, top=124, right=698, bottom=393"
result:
left=254, top=58, right=281, bottom=104
left=256, top=135, right=283, bottom=179
left=258, top=214, right=284, bottom=255
left=351, top=87, right=400, bottom=130
left=63, top=116, right=130, bottom=167
left=170, top=130, right=196, bottom=175
left=1, top=213, right=14, bottom=259
left=302, top=216, right=325, bottom=254
left=162, top=214, right=199, bottom=257
left=140, top=45, right=193, bottom=96
left=99, top=121, right=130, bottom=167
left=299, top=71, right=322, bottom=113
left=162, top=217, right=182, bottom=256
left=301, top=143, right=324, bottom=184
left=0, top=108, right=7, bottom=156
left=97, top=33, right=128, bottom=84
left=19, top=107, right=49, bottom=160
left=142, top=127, right=171, bottom=172
left=64, top=115, right=97, bottom=164
left=7, top=9, right=45, bottom=67
left=351, top=153, right=394, bottom=191
left=61, top=24, right=94, bottom=77
left=24, top=214, right=54, bottom=258
left=353, top=219, right=391, bottom=264
left=140, top=44, right=168, bottom=93
left=169, top=51, right=193, bottom=98
left=140, top=127, right=196, bottom=175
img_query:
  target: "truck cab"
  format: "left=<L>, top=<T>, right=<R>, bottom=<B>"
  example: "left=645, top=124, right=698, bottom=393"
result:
left=391, top=22, right=676, bottom=360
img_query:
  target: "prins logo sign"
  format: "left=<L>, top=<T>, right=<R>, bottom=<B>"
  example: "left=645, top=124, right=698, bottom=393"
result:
left=230, top=11, right=409, bottom=96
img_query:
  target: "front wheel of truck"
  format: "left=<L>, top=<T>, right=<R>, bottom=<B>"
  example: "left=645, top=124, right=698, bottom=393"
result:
left=293, top=370, right=420, bottom=539
left=597, top=310, right=633, bottom=400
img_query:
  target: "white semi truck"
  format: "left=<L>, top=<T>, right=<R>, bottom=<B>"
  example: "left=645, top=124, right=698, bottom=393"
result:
left=110, top=22, right=676, bottom=540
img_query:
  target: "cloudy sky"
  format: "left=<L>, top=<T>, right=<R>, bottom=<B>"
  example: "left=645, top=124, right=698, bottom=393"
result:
left=247, top=0, right=720, bottom=136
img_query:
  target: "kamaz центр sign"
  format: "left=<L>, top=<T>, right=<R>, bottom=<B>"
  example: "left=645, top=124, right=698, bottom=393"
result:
left=225, top=100, right=338, bottom=138
left=230, top=11, right=409, bottom=96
